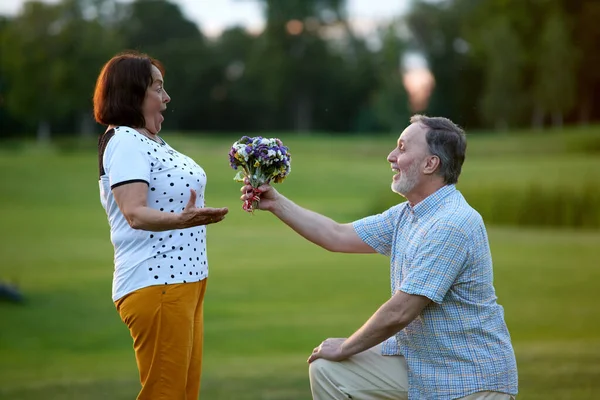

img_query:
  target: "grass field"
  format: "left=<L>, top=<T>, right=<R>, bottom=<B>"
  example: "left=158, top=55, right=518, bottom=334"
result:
left=1, top=126, right=599, bottom=399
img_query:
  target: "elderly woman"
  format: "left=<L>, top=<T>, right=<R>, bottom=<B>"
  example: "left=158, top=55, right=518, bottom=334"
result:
left=94, top=51, right=228, bottom=400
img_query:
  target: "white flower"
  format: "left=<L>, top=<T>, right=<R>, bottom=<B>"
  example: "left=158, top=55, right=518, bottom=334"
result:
left=234, top=143, right=245, bottom=152
left=238, top=147, right=248, bottom=161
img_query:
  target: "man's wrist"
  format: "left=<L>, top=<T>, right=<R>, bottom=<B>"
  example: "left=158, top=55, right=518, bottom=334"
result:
left=339, top=339, right=354, bottom=358
left=266, top=191, right=284, bottom=214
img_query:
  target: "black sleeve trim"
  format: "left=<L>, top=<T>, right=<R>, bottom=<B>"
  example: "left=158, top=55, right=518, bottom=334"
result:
left=110, top=179, right=150, bottom=190
left=98, top=128, right=116, bottom=178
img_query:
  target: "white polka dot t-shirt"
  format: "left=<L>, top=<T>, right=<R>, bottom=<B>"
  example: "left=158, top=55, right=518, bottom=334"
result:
left=98, top=126, right=208, bottom=301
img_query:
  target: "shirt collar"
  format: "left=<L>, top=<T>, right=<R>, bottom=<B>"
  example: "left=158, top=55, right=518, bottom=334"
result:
left=408, top=184, right=456, bottom=219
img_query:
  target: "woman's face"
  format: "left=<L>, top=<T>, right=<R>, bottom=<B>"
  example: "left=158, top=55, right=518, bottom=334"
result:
left=143, top=65, right=170, bottom=134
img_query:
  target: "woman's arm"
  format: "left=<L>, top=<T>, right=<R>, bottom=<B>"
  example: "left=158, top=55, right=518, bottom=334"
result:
left=114, top=183, right=228, bottom=231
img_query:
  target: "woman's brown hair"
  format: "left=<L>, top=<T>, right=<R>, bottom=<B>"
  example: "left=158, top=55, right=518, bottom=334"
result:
left=93, top=51, right=165, bottom=128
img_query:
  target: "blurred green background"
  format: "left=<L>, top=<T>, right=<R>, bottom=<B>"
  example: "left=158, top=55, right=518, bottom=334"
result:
left=1, top=0, right=599, bottom=399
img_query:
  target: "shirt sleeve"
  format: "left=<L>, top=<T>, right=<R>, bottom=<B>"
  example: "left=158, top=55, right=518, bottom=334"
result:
left=352, top=204, right=403, bottom=256
left=399, top=223, right=470, bottom=304
left=103, top=132, right=151, bottom=189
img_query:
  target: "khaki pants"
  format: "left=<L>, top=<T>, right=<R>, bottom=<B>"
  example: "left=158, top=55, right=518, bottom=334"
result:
left=115, top=279, right=207, bottom=400
left=309, top=344, right=515, bottom=400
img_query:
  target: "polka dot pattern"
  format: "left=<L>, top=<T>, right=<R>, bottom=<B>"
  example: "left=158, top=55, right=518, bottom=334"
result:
left=102, top=126, right=209, bottom=300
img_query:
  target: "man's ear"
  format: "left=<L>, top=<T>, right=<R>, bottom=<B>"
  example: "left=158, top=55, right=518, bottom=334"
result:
left=423, top=155, right=440, bottom=175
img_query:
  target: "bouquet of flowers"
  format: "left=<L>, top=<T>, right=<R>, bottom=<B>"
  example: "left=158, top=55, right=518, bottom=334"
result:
left=229, top=136, right=292, bottom=212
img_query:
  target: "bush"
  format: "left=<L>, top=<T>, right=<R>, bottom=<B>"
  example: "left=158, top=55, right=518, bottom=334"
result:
left=367, top=181, right=600, bottom=229
left=565, top=134, right=600, bottom=155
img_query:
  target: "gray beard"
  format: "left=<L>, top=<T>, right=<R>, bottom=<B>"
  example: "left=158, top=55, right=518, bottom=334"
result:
left=391, top=162, right=420, bottom=196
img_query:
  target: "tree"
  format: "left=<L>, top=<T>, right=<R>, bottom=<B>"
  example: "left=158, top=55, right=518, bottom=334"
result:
left=371, top=21, right=410, bottom=132
left=405, top=0, right=484, bottom=129
left=119, top=0, right=201, bottom=49
left=0, top=16, right=23, bottom=137
left=205, top=27, right=263, bottom=132
left=254, top=0, right=354, bottom=132
left=479, top=16, right=526, bottom=131
left=532, top=10, right=577, bottom=128
left=0, top=0, right=123, bottom=140
left=53, top=0, right=124, bottom=136
left=116, top=0, right=213, bottom=132
left=0, top=2, right=65, bottom=142
left=562, top=0, right=600, bottom=124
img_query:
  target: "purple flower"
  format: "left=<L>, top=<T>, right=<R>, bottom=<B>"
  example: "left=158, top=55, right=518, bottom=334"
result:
left=253, top=144, right=269, bottom=160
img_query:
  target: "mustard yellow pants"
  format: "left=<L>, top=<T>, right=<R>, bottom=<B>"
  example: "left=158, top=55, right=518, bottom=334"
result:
left=115, top=279, right=208, bottom=400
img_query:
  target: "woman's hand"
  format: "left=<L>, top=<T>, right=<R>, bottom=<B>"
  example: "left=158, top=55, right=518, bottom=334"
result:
left=180, top=189, right=228, bottom=228
left=240, top=177, right=280, bottom=212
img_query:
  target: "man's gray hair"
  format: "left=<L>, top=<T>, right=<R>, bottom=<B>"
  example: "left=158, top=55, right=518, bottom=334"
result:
left=410, top=114, right=467, bottom=184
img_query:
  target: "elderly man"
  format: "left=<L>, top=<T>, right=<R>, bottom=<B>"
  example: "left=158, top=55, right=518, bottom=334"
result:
left=241, top=115, right=518, bottom=400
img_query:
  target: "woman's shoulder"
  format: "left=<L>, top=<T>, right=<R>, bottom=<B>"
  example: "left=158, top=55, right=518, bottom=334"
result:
left=102, top=126, right=148, bottom=156
left=109, top=126, right=148, bottom=144
left=98, top=127, right=144, bottom=177
left=112, top=126, right=138, bottom=136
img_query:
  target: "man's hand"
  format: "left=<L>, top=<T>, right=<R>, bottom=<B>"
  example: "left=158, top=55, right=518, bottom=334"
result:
left=240, top=177, right=281, bottom=212
left=307, top=338, right=350, bottom=364
left=309, top=292, right=431, bottom=365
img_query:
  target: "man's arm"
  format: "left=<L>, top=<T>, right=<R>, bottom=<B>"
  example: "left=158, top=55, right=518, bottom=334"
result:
left=242, top=182, right=376, bottom=253
left=271, top=194, right=376, bottom=253
left=308, top=290, right=431, bottom=363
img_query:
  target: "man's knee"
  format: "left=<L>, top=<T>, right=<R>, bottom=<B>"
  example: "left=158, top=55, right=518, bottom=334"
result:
left=309, top=358, right=338, bottom=382
left=309, top=359, right=351, bottom=400
left=308, top=358, right=344, bottom=384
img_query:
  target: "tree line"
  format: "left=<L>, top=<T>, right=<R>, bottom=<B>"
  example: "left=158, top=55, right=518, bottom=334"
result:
left=0, top=0, right=598, bottom=140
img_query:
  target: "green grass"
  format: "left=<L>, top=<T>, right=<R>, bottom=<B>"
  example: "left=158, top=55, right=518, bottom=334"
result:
left=0, top=127, right=599, bottom=399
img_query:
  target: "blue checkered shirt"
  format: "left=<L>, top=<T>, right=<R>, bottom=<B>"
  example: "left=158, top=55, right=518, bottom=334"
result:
left=353, top=185, right=518, bottom=399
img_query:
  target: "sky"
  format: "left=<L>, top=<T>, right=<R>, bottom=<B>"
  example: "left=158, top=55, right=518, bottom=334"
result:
left=0, top=0, right=412, bottom=38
